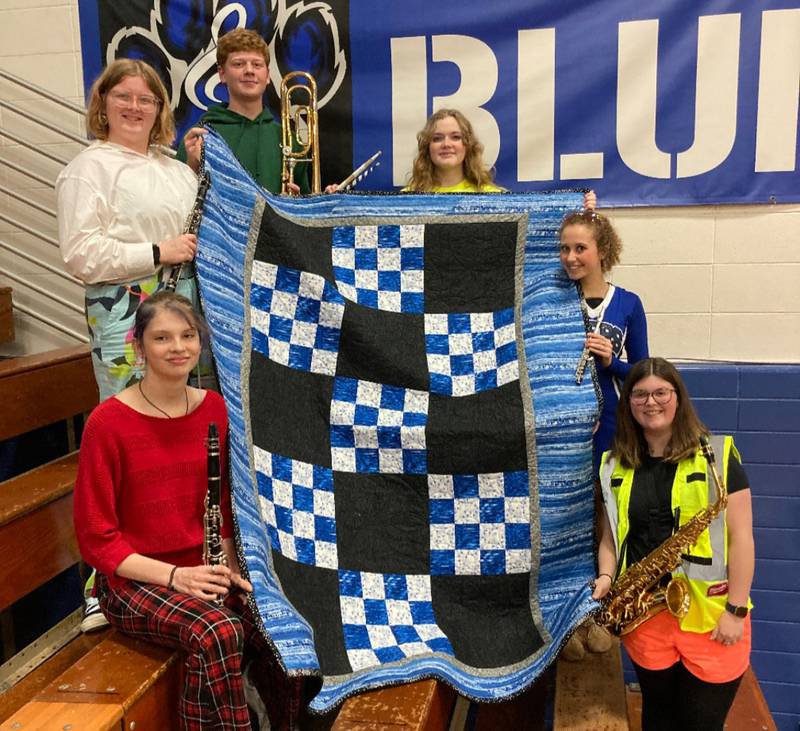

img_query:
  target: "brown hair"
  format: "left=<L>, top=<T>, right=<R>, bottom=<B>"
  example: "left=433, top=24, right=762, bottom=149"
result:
left=406, top=109, right=495, bottom=192
left=558, top=211, right=622, bottom=273
left=611, top=357, right=708, bottom=469
left=216, top=28, right=270, bottom=67
left=86, top=59, right=175, bottom=146
left=133, top=290, right=208, bottom=345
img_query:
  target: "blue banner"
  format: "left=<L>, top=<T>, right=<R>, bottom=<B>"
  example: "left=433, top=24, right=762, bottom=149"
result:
left=79, top=0, right=800, bottom=205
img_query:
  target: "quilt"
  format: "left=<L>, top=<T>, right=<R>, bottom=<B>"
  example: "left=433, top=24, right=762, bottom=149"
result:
left=195, top=129, right=600, bottom=711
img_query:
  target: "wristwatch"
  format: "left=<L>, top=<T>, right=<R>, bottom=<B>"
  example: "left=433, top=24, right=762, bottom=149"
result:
left=725, top=601, right=748, bottom=618
left=152, top=243, right=161, bottom=267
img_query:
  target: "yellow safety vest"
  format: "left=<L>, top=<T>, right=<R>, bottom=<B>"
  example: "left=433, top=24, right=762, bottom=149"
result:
left=599, top=435, right=750, bottom=633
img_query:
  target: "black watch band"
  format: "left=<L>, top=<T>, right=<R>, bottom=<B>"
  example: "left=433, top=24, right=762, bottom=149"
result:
left=725, top=601, right=748, bottom=618
left=152, top=243, right=161, bottom=267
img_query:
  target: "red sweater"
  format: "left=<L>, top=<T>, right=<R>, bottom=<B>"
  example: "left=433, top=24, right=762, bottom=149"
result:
left=74, top=390, right=234, bottom=588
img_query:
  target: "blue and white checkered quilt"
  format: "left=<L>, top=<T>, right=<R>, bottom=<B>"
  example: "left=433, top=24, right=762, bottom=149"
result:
left=195, top=130, right=600, bottom=711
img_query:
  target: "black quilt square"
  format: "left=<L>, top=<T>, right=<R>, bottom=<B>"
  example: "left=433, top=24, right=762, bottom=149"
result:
left=424, top=221, right=520, bottom=313
left=431, top=574, right=542, bottom=667
left=336, top=301, right=429, bottom=391
left=255, top=203, right=335, bottom=283
left=270, top=550, right=352, bottom=675
left=334, top=473, right=430, bottom=575
left=249, top=351, right=333, bottom=467
left=426, top=382, right=529, bottom=474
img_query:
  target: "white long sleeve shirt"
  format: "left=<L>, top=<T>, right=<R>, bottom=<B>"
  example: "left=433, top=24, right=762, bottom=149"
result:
left=56, top=141, right=198, bottom=285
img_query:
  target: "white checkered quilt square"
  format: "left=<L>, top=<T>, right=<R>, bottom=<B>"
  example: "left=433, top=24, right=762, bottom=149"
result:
left=332, top=224, right=424, bottom=313
left=339, top=570, right=453, bottom=671
left=424, top=308, right=519, bottom=396
left=251, top=261, right=345, bottom=375
left=428, top=471, right=531, bottom=575
left=254, top=445, right=337, bottom=569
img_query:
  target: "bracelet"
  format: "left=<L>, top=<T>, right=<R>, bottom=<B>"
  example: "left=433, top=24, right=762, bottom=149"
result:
left=152, top=242, right=161, bottom=267
left=167, top=565, right=178, bottom=591
left=597, top=573, right=613, bottom=582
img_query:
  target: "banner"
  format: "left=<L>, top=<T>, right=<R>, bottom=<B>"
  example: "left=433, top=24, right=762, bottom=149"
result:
left=195, top=129, right=598, bottom=709
left=78, top=1, right=800, bottom=205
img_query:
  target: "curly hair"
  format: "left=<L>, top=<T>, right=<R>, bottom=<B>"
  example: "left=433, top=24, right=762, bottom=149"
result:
left=86, top=59, right=174, bottom=147
left=216, top=28, right=270, bottom=67
left=558, top=211, right=622, bottom=273
left=611, top=357, right=708, bottom=469
left=405, top=109, right=495, bottom=192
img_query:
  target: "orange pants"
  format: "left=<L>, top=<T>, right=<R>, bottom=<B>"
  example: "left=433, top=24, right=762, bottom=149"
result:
left=623, top=609, right=751, bottom=683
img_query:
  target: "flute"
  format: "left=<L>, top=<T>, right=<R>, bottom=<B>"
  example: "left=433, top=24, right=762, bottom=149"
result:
left=575, top=302, right=607, bottom=385
left=203, top=422, right=227, bottom=604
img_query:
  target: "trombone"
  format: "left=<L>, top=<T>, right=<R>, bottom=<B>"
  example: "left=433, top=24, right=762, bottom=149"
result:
left=279, top=71, right=321, bottom=194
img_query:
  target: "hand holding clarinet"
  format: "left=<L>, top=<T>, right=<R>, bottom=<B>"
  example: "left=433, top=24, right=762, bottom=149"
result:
left=170, top=423, right=252, bottom=604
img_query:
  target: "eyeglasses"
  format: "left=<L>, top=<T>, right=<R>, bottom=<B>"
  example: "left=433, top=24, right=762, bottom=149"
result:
left=630, top=388, right=676, bottom=405
left=107, top=91, right=161, bottom=111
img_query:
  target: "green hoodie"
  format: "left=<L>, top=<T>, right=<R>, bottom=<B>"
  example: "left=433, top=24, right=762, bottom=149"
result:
left=177, top=104, right=309, bottom=194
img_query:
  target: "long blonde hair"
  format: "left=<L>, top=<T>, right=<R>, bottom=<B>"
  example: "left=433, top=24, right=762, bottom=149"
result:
left=86, top=59, right=175, bottom=147
left=406, top=109, right=495, bottom=191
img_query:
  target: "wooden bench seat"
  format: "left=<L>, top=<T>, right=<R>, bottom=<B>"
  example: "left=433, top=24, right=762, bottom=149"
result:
left=0, top=453, right=81, bottom=613
left=0, top=631, right=181, bottom=731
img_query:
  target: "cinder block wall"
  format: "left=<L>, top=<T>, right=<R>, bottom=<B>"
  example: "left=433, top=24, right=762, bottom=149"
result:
left=686, top=364, right=800, bottom=731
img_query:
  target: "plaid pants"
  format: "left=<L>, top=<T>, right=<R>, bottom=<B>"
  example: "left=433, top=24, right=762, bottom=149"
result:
left=97, top=575, right=303, bottom=731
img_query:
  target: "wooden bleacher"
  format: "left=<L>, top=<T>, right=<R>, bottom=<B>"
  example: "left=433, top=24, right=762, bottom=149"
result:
left=0, top=288, right=12, bottom=345
left=0, top=345, right=180, bottom=730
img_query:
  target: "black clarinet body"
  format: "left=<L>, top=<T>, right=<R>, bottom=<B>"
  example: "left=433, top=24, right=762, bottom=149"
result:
left=203, top=422, right=227, bottom=604
left=165, top=170, right=211, bottom=292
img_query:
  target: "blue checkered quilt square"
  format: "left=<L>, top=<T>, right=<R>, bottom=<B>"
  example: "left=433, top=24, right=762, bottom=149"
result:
left=254, top=446, right=338, bottom=569
left=332, top=224, right=424, bottom=313
left=425, top=309, right=519, bottom=396
left=251, top=261, right=345, bottom=375
left=429, top=471, right=531, bottom=575
left=339, top=570, right=453, bottom=671
left=330, top=376, right=428, bottom=474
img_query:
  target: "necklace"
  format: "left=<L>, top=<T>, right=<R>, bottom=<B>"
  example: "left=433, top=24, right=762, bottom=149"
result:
left=138, top=381, right=189, bottom=418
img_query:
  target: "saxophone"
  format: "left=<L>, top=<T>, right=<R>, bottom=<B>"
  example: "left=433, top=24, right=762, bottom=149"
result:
left=203, top=422, right=227, bottom=604
left=597, top=435, right=728, bottom=636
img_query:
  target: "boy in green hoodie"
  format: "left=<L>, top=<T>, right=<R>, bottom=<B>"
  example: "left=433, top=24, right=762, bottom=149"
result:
left=178, top=28, right=309, bottom=194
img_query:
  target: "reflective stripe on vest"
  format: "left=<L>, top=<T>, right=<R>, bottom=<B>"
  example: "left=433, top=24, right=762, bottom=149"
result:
left=599, top=435, right=739, bottom=632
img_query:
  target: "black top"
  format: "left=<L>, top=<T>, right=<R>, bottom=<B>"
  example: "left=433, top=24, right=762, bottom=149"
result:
left=625, top=451, right=748, bottom=567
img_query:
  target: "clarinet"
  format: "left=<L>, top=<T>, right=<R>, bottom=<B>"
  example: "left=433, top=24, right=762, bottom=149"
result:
left=165, top=170, right=211, bottom=292
left=203, top=422, right=227, bottom=604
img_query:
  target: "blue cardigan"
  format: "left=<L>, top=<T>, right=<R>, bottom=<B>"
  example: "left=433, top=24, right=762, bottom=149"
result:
left=588, top=285, right=649, bottom=470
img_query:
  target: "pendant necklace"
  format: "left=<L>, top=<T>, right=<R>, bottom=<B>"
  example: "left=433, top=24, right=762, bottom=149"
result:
left=138, top=381, right=189, bottom=418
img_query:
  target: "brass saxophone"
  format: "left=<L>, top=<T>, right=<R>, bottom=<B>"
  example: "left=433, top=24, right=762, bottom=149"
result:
left=203, top=422, right=227, bottom=604
left=597, top=435, right=728, bottom=636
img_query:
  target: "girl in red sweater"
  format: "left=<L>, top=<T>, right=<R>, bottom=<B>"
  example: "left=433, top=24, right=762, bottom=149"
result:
left=74, top=291, right=299, bottom=730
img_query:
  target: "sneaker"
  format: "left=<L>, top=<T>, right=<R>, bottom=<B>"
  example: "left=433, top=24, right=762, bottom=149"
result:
left=80, top=595, right=110, bottom=633
left=586, top=620, right=613, bottom=653
left=560, top=630, right=586, bottom=662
